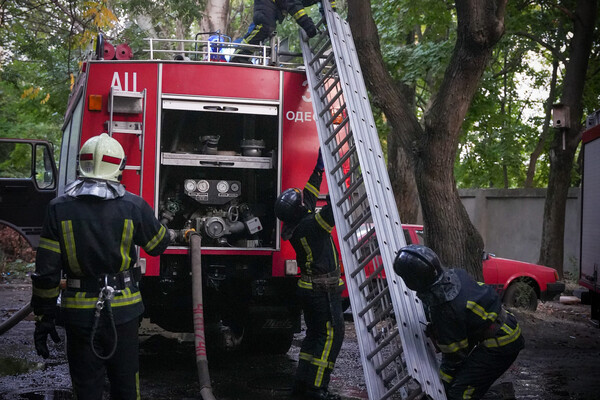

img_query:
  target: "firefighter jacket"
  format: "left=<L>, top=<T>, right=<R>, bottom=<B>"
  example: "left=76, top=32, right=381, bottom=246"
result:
left=31, top=179, right=170, bottom=327
left=286, top=168, right=344, bottom=292
left=418, top=268, right=523, bottom=386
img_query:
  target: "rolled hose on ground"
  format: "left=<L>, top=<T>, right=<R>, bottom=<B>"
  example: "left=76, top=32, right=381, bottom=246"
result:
left=190, top=232, right=217, bottom=400
left=0, top=301, right=32, bottom=335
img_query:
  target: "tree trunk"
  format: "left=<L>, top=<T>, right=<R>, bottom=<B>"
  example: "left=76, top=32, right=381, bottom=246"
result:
left=346, top=1, right=421, bottom=224
left=348, top=0, right=506, bottom=279
left=200, top=0, right=230, bottom=34
left=538, top=0, right=597, bottom=277
left=388, top=134, right=420, bottom=223
left=418, top=0, right=506, bottom=279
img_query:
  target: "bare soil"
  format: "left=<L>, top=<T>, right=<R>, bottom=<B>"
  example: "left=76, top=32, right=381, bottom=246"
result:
left=1, top=282, right=599, bottom=400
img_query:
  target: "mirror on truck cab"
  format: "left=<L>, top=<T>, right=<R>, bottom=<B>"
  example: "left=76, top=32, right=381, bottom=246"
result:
left=0, top=138, right=57, bottom=248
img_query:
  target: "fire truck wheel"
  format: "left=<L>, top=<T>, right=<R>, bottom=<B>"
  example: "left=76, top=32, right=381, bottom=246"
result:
left=503, top=281, right=538, bottom=311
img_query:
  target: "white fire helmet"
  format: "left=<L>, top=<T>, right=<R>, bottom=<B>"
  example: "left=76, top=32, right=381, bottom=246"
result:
left=78, top=133, right=126, bottom=182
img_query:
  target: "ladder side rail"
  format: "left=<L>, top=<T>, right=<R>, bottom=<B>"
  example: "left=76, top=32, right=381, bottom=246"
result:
left=321, top=3, right=445, bottom=399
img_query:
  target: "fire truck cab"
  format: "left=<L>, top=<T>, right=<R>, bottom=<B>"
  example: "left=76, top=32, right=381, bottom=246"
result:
left=55, top=36, right=327, bottom=352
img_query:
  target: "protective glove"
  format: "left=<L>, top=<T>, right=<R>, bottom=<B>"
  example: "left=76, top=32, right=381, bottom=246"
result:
left=315, top=148, right=324, bottom=172
left=297, top=15, right=318, bottom=38
left=34, top=315, right=61, bottom=359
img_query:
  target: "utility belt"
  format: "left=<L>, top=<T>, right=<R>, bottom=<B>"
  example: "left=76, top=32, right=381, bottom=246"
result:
left=301, top=271, right=340, bottom=292
left=66, top=268, right=141, bottom=292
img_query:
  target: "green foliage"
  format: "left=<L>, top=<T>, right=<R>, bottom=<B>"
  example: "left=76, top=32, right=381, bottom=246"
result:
left=370, top=0, right=599, bottom=189
left=1, top=0, right=598, bottom=193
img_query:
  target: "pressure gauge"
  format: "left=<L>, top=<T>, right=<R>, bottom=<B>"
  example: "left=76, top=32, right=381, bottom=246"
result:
left=197, top=180, right=210, bottom=193
left=216, top=180, right=229, bottom=193
left=184, top=180, right=197, bottom=192
left=230, top=182, right=240, bottom=192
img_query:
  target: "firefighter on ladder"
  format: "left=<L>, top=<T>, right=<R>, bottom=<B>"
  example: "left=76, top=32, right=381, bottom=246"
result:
left=393, top=245, right=525, bottom=400
left=31, top=133, right=171, bottom=400
left=274, top=149, right=344, bottom=400
left=232, top=0, right=336, bottom=63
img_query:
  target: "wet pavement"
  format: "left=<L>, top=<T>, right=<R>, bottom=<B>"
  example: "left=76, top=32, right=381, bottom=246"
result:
left=0, top=284, right=367, bottom=400
left=3, top=283, right=600, bottom=400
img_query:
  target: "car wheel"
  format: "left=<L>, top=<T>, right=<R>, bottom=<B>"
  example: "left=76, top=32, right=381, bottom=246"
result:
left=503, top=281, right=538, bottom=311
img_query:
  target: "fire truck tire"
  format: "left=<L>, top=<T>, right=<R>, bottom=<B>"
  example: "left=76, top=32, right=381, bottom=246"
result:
left=503, top=281, right=538, bottom=311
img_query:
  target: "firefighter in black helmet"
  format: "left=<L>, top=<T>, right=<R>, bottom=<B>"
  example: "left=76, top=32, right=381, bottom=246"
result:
left=393, top=245, right=525, bottom=400
left=275, top=149, right=344, bottom=400
left=31, top=133, right=171, bottom=400
left=232, top=0, right=336, bottom=63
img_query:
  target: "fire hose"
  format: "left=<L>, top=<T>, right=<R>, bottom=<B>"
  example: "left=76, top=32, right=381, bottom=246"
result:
left=189, top=231, right=217, bottom=400
left=0, top=301, right=32, bottom=335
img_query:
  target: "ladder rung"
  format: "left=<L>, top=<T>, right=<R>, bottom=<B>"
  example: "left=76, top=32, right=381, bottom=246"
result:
left=358, top=285, right=389, bottom=318
left=340, top=176, right=364, bottom=203
left=351, top=248, right=380, bottom=279
left=351, top=226, right=375, bottom=254
left=319, top=90, right=346, bottom=117
left=358, top=263, right=384, bottom=291
left=309, top=31, right=330, bottom=56
left=316, top=52, right=335, bottom=75
left=324, top=116, right=349, bottom=146
left=315, top=65, right=338, bottom=90
left=382, top=375, right=413, bottom=400
left=344, top=209, right=372, bottom=241
left=326, top=104, right=346, bottom=128
left=367, top=328, right=400, bottom=360
left=331, top=126, right=351, bottom=154
left=319, top=84, right=343, bottom=111
left=343, top=192, right=368, bottom=219
left=376, top=347, right=404, bottom=375
left=331, top=143, right=356, bottom=174
left=336, top=161, right=360, bottom=191
left=366, top=303, right=394, bottom=332
left=319, top=77, right=341, bottom=101
left=308, top=39, right=330, bottom=66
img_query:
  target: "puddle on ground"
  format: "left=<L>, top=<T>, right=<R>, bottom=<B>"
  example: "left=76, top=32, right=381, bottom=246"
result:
left=0, top=357, right=43, bottom=376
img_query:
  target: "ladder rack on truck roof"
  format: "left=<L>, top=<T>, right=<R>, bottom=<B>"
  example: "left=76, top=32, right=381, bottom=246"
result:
left=142, top=36, right=304, bottom=68
left=301, top=1, right=446, bottom=399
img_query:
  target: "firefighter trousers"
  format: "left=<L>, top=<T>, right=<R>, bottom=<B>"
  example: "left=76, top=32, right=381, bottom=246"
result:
left=444, top=334, right=524, bottom=400
left=295, top=288, right=345, bottom=391
left=65, top=317, right=140, bottom=400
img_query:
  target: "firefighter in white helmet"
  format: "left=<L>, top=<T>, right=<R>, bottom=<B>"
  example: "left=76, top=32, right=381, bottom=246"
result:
left=31, top=133, right=171, bottom=400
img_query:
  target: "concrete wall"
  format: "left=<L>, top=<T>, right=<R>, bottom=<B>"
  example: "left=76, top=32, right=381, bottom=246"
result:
left=420, top=188, right=581, bottom=277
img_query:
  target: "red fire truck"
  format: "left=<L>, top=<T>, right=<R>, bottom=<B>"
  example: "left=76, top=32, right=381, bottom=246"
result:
left=0, top=35, right=338, bottom=352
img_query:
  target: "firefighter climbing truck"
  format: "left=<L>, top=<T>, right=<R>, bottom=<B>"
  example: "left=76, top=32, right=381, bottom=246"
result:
left=580, top=111, right=600, bottom=325
left=56, top=37, right=331, bottom=352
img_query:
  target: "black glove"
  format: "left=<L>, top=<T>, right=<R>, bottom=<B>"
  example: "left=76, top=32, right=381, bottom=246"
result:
left=315, top=148, right=324, bottom=172
left=34, top=315, right=61, bottom=359
left=297, top=15, right=318, bottom=38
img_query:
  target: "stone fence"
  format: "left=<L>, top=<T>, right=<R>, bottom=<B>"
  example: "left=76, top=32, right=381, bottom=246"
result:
left=417, top=188, right=581, bottom=277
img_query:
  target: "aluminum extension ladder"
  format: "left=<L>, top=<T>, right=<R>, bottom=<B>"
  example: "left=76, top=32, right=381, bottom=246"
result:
left=299, top=2, right=445, bottom=399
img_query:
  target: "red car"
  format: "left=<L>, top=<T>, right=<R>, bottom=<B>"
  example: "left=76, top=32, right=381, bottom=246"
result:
left=402, top=224, right=565, bottom=311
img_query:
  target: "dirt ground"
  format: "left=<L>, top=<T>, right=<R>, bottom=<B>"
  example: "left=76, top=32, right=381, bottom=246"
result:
left=1, top=282, right=599, bottom=400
